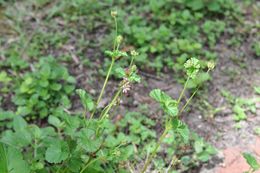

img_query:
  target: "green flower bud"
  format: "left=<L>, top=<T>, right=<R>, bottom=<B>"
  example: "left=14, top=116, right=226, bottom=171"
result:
left=130, top=50, right=139, bottom=56
left=131, top=64, right=137, bottom=72
left=207, top=61, right=215, bottom=70
left=116, top=35, right=123, bottom=44
left=111, top=11, right=117, bottom=17
left=184, top=57, right=200, bottom=79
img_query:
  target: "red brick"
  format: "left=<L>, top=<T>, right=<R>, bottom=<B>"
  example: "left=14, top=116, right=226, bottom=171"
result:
left=253, top=137, right=260, bottom=157
left=215, top=145, right=260, bottom=173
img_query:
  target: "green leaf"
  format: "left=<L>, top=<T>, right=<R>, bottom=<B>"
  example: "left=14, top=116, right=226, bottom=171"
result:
left=68, top=156, right=82, bottom=173
left=48, top=115, right=62, bottom=128
left=1, top=130, right=31, bottom=148
left=76, top=89, right=94, bottom=111
left=16, top=106, right=31, bottom=116
left=233, top=105, right=247, bottom=121
left=50, top=83, right=62, bottom=91
left=20, top=77, right=33, bottom=93
left=129, top=73, right=141, bottom=83
left=163, top=100, right=178, bottom=117
left=207, top=1, right=221, bottom=12
left=255, top=127, right=260, bottom=136
left=0, top=111, right=15, bottom=121
left=172, top=118, right=190, bottom=143
left=7, top=146, right=30, bottom=173
left=64, top=85, right=75, bottom=94
left=115, top=67, right=126, bottom=78
left=13, top=116, right=27, bottom=132
left=254, top=86, right=260, bottom=95
left=45, top=140, right=69, bottom=163
left=104, top=50, right=128, bottom=59
left=0, top=71, right=11, bottom=83
left=150, top=89, right=178, bottom=117
left=0, top=143, right=8, bottom=173
left=40, top=64, right=51, bottom=78
left=186, top=0, right=204, bottom=10
left=150, top=89, right=164, bottom=102
left=77, top=128, right=102, bottom=153
left=243, top=153, right=260, bottom=171
left=184, top=58, right=200, bottom=79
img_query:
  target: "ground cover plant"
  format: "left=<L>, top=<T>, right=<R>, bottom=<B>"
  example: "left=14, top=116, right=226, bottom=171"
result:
left=0, top=11, right=217, bottom=173
left=0, top=0, right=259, bottom=173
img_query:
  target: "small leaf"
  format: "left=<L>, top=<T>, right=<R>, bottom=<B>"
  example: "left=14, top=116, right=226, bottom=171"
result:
left=233, top=105, right=247, bottom=121
left=172, top=118, right=190, bottom=143
left=13, top=116, right=27, bottom=132
left=115, top=67, right=126, bottom=78
left=76, top=89, right=94, bottom=111
left=0, top=143, right=8, bottom=173
left=77, top=128, right=102, bottom=153
left=7, top=146, right=30, bottom=173
left=45, top=140, right=69, bottom=163
left=243, top=153, right=260, bottom=171
left=150, top=89, right=163, bottom=102
left=150, top=89, right=178, bottom=117
left=50, top=83, right=62, bottom=91
left=254, top=86, right=260, bottom=95
left=48, top=115, right=62, bottom=128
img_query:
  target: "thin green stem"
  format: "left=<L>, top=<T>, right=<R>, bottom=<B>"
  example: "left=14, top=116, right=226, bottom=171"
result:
left=177, top=77, right=190, bottom=104
left=141, top=127, right=169, bottom=173
left=83, top=109, right=87, bottom=126
left=165, top=155, right=178, bottom=173
left=165, top=70, right=212, bottom=172
left=95, top=87, right=123, bottom=136
left=90, top=16, right=118, bottom=119
left=113, top=17, right=118, bottom=51
left=179, top=86, right=200, bottom=116
left=179, top=69, right=210, bottom=116
left=79, top=157, right=104, bottom=173
left=129, top=56, right=135, bottom=67
left=99, top=87, right=122, bottom=121
left=33, top=138, right=37, bottom=159
left=90, top=59, right=115, bottom=119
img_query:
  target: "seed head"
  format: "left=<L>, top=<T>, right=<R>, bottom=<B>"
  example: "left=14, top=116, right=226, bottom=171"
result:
left=111, top=11, right=117, bottom=17
left=116, top=35, right=123, bottom=44
left=207, top=61, right=215, bottom=70
left=184, top=57, right=200, bottom=79
left=130, top=64, right=137, bottom=72
left=122, top=77, right=131, bottom=94
left=130, top=50, right=139, bottom=56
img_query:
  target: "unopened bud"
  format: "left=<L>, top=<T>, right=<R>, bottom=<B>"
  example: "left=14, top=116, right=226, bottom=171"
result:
left=207, top=61, right=215, bottom=70
left=130, top=50, right=139, bottom=56
left=111, top=11, right=117, bottom=17
left=116, top=35, right=123, bottom=44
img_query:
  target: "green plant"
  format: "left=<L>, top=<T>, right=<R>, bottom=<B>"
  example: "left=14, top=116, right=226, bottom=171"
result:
left=221, top=90, right=259, bottom=122
left=12, top=56, right=76, bottom=119
left=0, top=71, right=12, bottom=93
left=141, top=58, right=215, bottom=173
left=243, top=153, right=260, bottom=173
left=254, top=127, right=260, bottom=136
left=0, top=11, right=217, bottom=173
left=252, top=42, right=260, bottom=57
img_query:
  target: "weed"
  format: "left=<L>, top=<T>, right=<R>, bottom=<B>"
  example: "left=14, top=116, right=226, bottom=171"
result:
left=12, top=57, right=76, bottom=119
left=243, top=153, right=260, bottom=173
left=0, top=11, right=217, bottom=173
left=221, top=90, right=259, bottom=123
